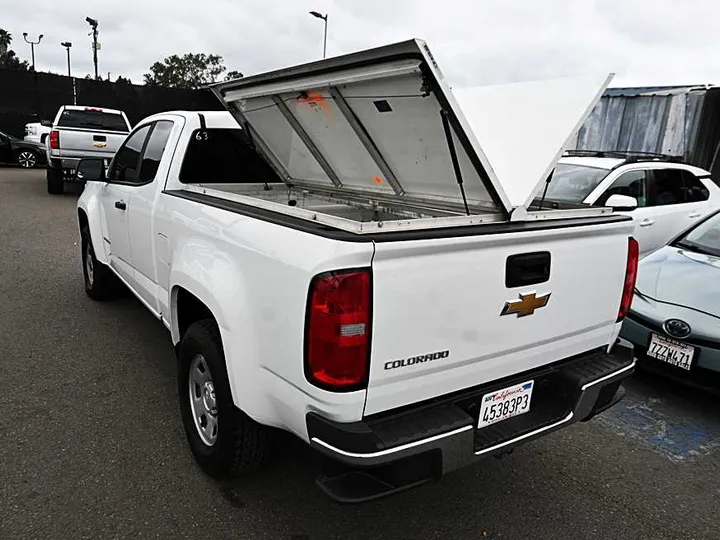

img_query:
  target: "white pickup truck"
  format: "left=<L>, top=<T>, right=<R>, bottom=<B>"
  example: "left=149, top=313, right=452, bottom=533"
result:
left=76, top=40, right=638, bottom=502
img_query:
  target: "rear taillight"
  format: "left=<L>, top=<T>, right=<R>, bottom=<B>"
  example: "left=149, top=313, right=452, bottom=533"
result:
left=617, top=237, right=639, bottom=321
left=49, top=130, right=59, bottom=149
left=305, top=269, right=371, bottom=391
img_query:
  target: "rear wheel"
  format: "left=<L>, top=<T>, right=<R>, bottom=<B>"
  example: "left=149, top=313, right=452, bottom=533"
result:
left=46, top=168, right=64, bottom=194
left=17, top=150, right=39, bottom=168
left=81, top=227, right=119, bottom=300
left=178, top=319, right=272, bottom=478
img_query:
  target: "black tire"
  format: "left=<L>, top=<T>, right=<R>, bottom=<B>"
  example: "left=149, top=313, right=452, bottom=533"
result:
left=81, top=226, right=119, bottom=300
left=178, top=319, right=272, bottom=478
left=47, top=168, right=64, bottom=194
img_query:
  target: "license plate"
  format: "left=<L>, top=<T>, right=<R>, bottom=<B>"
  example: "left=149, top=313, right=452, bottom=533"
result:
left=647, top=333, right=694, bottom=371
left=478, top=380, right=534, bottom=429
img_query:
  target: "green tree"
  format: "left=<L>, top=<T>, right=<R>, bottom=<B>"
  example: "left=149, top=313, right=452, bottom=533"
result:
left=0, top=28, right=29, bottom=70
left=143, top=53, right=228, bottom=89
left=225, top=70, right=243, bottom=81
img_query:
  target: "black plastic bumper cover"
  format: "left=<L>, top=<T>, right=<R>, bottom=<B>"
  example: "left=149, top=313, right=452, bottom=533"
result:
left=308, top=340, right=634, bottom=475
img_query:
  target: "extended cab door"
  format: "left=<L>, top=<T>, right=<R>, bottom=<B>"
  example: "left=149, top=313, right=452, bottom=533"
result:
left=124, top=120, right=175, bottom=313
left=101, top=124, right=153, bottom=283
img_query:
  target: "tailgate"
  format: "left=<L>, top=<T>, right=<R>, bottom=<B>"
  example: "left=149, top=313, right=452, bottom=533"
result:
left=365, top=217, right=633, bottom=416
left=55, top=108, right=129, bottom=158
left=56, top=128, right=126, bottom=158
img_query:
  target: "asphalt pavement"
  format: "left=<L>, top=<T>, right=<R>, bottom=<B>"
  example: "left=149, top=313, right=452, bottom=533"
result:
left=1, top=167, right=718, bottom=540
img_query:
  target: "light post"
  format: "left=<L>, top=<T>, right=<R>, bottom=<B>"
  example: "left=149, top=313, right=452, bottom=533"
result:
left=85, top=17, right=99, bottom=80
left=61, top=41, right=77, bottom=105
left=22, top=32, right=43, bottom=71
left=61, top=42, right=72, bottom=77
left=309, top=11, right=328, bottom=59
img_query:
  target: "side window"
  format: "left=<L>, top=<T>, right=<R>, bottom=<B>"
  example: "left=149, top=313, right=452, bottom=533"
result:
left=138, top=121, right=174, bottom=183
left=595, top=170, right=648, bottom=207
left=681, top=171, right=710, bottom=203
left=647, top=168, right=685, bottom=206
left=179, top=128, right=281, bottom=185
left=108, top=124, right=152, bottom=184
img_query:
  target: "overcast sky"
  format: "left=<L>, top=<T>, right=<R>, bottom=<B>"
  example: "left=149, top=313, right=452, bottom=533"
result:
left=3, top=0, right=718, bottom=88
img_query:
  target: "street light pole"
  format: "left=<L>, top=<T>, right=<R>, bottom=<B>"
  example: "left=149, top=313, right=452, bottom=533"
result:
left=61, top=41, right=76, bottom=105
left=22, top=33, right=43, bottom=71
left=309, top=11, right=328, bottom=59
left=61, top=42, right=72, bottom=78
left=85, top=17, right=99, bottom=80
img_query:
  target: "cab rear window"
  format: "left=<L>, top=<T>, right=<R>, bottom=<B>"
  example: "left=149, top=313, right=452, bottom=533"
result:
left=57, top=110, right=129, bottom=132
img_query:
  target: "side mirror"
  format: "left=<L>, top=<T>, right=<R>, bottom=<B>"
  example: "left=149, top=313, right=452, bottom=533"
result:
left=40, top=120, right=53, bottom=128
left=75, top=158, right=106, bottom=182
left=605, top=194, right=638, bottom=211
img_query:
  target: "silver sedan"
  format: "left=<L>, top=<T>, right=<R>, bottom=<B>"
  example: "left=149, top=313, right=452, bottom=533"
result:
left=620, top=208, right=720, bottom=390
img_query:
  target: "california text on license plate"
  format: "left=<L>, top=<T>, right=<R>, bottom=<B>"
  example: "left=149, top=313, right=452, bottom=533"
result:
left=647, top=333, right=694, bottom=371
left=478, top=380, right=534, bottom=429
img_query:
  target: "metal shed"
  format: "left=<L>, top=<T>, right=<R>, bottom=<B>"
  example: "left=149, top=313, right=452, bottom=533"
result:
left=571, top=85, right=720, bottom=178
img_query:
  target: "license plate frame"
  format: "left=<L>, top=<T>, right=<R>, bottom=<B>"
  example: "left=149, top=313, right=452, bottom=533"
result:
left=477, top=380, right=534, bottom=429
left=647, top=333, right=695, bottom=371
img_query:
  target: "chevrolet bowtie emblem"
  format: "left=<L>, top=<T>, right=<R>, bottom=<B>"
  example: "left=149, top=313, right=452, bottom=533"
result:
left=500, top=292, right=551, bottom=317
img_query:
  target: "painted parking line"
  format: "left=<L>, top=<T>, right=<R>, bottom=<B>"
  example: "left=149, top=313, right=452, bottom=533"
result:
left=594, top=376, right=720, bottom=462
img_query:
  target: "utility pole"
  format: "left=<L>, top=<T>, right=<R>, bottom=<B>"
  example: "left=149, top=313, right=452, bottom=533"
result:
left=61, top=42, right=76, bottom=105
left=22, top=33, right=43, bottom=71
left=309, top=11, right=328, bottom=59
left=86, top=17, right=99, bottom=80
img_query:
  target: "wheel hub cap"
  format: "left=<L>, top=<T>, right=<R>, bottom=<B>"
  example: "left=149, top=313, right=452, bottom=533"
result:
left=19, top=152, right=36, bottom=168
left=189, top=354, right=218, bottom=446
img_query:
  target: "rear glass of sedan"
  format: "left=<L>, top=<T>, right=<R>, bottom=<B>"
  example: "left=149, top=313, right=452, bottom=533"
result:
left=57, top=109, right=129, bottom=132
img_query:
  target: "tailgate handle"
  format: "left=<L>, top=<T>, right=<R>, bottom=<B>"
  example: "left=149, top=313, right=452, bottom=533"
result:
left=506, top=252, right=551, bottom=288
left=93, top=135, right=107, bottom=142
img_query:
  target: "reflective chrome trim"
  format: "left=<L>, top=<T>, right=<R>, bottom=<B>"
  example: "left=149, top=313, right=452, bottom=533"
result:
left=312, top=360, right=635, bottom=461
left=580, top=360, right=636, bottom=391
left=475, top=412, right=574, bottom=456
left=311, top=424, right=473, bottom=459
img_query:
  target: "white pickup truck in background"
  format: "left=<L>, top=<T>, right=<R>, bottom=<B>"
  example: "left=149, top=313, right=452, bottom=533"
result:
left=46, top=105, right=131, bottom=194
left=76, top=39, right=639, bottom=502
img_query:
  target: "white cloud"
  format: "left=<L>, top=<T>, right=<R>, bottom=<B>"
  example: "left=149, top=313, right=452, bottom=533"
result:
left=1, top=0, right=717, bottom=88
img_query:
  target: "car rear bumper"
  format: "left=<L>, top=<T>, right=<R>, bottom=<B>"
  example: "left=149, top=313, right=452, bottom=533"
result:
left=620, top=313, right=720, bottom=390
left=307, top=340, right=634, bottom=502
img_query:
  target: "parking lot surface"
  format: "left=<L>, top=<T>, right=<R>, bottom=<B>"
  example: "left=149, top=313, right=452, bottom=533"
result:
left=1, top=167, right=719, bottom=540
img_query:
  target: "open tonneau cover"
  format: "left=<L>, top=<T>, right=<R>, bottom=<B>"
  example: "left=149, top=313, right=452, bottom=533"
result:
left=210, top=39, right=613, bottom=228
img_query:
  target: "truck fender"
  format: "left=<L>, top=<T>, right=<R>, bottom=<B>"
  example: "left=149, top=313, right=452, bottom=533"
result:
left=77, top=192, right=109, bottom=265
left=169, top=240, right=260, bottom=413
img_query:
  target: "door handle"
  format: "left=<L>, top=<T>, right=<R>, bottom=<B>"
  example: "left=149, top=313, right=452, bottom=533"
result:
left=688, top=212, right=702, bottom=218
left=639, top=218, right=655, bottom=227
left=114, top=200, right=127, bottom=210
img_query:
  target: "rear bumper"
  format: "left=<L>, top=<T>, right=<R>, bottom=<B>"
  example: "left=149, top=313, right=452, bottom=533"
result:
left=620, top=314, right=720, bottom=392
left=307, top=340, right=634, bottom=501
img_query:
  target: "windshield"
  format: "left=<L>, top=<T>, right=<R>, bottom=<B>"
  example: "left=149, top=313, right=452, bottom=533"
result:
left=676, top=210, right=720, bottom=257
left=57, top=109, right=129, bottom=132
left=540, top=163, right=610, bottom=203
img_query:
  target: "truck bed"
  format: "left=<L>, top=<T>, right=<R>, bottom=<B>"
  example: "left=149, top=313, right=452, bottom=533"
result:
left=184, top=182, right=613, bottom=235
